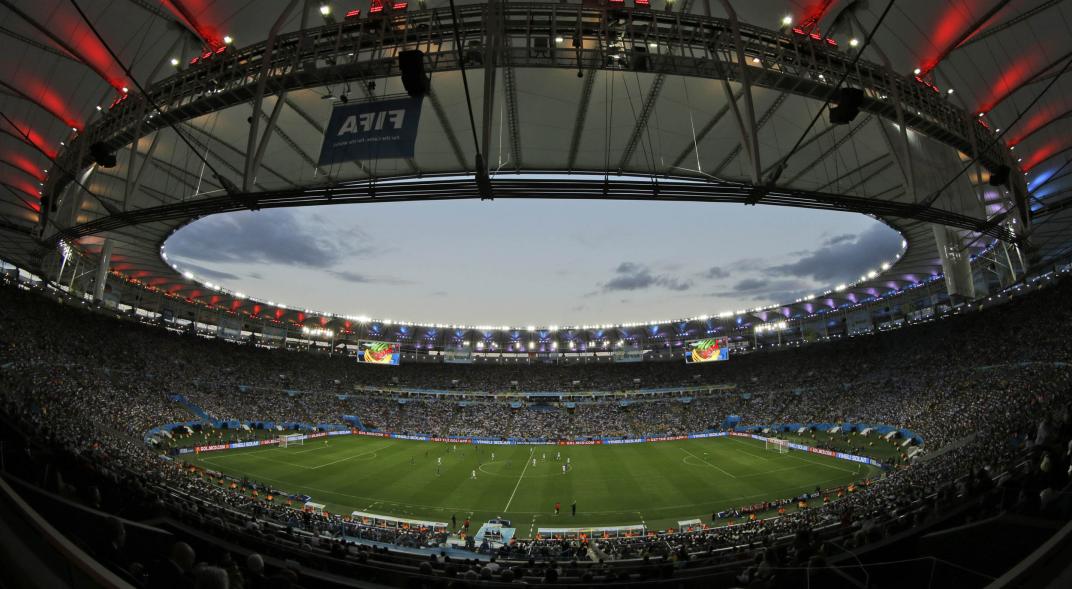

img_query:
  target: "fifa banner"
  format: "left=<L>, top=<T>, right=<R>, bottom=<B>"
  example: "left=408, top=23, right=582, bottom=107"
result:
left=356, top=341, right=401, bottom=366
left=317, top=96, right=423, bottom=165
left=685, top=338, right=729, bottom=363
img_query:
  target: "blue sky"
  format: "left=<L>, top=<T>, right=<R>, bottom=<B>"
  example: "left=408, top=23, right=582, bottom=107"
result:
left=165, top=199, right=903, bottom=325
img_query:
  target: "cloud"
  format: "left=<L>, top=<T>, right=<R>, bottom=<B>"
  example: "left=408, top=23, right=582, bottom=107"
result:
left=601, top=262, right=692, bottom=292
left=704, top=277, right=811, bottom=302
left=733, top=278, right=769, bottom=292
left=822, top=234, right=856, bottom=246
left=329, top=270, right=413, bottom=285
left=169, top=260, right=241, bottom=282
left=703, top=266, right=730, bottom=279
left=166, top=209, right=369, bottom=268
left=763, top=225, right=902, bottom=283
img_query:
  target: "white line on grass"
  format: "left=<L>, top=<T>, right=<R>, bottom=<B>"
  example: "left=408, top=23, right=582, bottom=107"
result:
left=725, top=438, right=770, bottom=460
left=679, top=447, right=737, bottom=478
left=503, top=448, right=535, bottom=512
left=309, top=445, right=389, bottom=470
left=782, top=451, right=858, bottom=474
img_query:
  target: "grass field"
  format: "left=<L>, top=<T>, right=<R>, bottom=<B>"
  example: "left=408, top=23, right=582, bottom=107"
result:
left=189, top=435, right=881, bottom=535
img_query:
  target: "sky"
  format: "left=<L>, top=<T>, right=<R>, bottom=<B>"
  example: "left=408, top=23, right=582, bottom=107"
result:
left=164, top=199, right=904, bottom=326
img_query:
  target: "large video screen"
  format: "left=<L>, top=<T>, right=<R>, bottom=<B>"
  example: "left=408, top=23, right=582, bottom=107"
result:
left=355, top=341, right=401, bottom=365
left=685, top=338, right=729, bottom=363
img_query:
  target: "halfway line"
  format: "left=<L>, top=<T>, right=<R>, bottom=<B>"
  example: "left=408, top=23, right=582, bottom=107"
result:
left=503, top=448, right=535, bottom=512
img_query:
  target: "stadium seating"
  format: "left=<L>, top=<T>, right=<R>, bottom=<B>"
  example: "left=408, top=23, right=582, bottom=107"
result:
left=1, top=275, right=1071, bottom=587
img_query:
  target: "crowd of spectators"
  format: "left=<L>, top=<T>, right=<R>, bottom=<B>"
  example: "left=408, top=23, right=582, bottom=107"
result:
left=1, top=274, right=1071, bottom=586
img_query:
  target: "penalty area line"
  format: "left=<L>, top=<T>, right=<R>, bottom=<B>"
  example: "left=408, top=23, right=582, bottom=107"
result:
left=503, top=448, right=535, bottom=512
left=679, top=447, right=737, bottom=478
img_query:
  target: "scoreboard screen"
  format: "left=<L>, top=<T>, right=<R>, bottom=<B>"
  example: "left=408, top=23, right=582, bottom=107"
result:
left=356, top=341, right=400, bottom=365
left=684, top=338, right=729, bottom=363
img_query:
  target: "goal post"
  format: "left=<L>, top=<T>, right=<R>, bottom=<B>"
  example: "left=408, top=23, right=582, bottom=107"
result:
left=279, top=433, right=304, bottom=448
left=764, top=438, right=790, bottom=454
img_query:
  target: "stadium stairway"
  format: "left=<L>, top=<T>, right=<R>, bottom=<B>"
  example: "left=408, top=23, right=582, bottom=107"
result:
left=168, top=394, right=215, bottom=422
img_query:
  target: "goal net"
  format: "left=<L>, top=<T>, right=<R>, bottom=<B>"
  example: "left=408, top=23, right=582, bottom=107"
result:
left=765, top=438, right=789, bottom=454
left=279, top=434, right=304, bottom=448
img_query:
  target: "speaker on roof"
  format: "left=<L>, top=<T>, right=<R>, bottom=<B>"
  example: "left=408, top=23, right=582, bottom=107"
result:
left=988, top=165, right=1010, bottom=187
left=89, top=142, right=117, bottom=168
left=829, top=88, right=864, bottom=125
left=632, top=45, right=649, bottom=72
left=398, top=50, right=430, bottom=96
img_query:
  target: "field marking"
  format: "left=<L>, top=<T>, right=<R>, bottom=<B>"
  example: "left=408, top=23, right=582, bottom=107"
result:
left=782, top=450, right=859, bottom=474
left=725, top=438, right=770, bottom=461
left=679, top=447, right=737, bottom=478
left=502, top=448, right=535, bottom=512
left=309, top=445, right=388, bottom=470
left=208, top=443, right=390, bottom=471
left=235, top=470, right=851, bottom=518
left=288, top=445, right=332, bottom=455
left=204, top=452, right=316, bottom=471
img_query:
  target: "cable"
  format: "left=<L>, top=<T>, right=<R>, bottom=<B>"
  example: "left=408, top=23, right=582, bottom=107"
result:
left=768, top=0, right=896, bottom=185
left=66, top=0, right=232, bottom=191
left=447, top=0, right=488, bottom=194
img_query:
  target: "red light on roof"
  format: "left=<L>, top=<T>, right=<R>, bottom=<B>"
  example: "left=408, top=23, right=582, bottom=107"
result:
left=609, top=0, right=624, bottom=4
left=634, top=0, right=649, bottom=5
left=369, top=0, right=383, bottom=13
left=189, top=56, right=199, bottom=65
left=345, top=9, right=361, bottom=18
left=215, top=46, right=227, bottom=54
left=392, top=1, right=408, bottom=9
left=201, top=51, right=212, bottom=60
left=809, top=32, right=821, bottom=40
left=792, top=27, right=805, bottom=35
left=825, top=37, right=837, bottom=46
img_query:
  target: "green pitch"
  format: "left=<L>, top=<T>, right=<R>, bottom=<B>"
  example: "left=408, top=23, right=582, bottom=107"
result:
left=189, top=435, right=881, bottom=535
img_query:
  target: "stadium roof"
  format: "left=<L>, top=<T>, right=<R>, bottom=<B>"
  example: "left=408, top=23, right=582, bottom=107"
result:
left=1, top=0, right=1070, bottom=328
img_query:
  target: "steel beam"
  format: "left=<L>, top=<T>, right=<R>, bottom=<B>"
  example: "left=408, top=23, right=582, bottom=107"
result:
left=50, top=176, right=1016, bottom=244
left=243, top=0, right=300, bottom=192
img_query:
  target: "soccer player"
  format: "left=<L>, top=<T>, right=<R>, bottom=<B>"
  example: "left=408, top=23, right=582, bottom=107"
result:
left=532, top=457, right=537, bottom=467
left=562, top=464, right=567, bottom=475
left=437, top=456, right=442, bottom=466
left=542, top=453, right=546, bottom=461
left=566, top=457, right=571, bottom=465
left=471, top=469, right=477, bottom=479
left=556, top=451, right=561, bottom=461
left=554, top=502, right=560, bottom=515
left=491, top=452, right=495, bottom=461
left=571, top=500, right=576, bottom=516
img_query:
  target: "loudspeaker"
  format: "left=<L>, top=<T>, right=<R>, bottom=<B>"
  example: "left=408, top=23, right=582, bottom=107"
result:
left=398, top=50, right=429, bottom=96
left=829, top=88, right=864, bottom=125
left=89, top=142, right=117, bottom=168
left=632, top=45, right=649, bottom=72
left=988, top=165, right=1010, bottom=186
